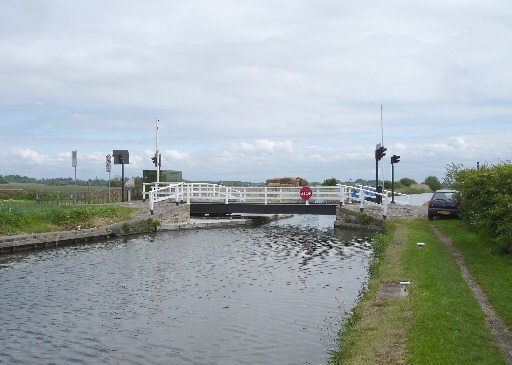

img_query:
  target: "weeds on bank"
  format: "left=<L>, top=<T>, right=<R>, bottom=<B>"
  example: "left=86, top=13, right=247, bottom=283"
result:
left=329, top=222, right=396, bottom=364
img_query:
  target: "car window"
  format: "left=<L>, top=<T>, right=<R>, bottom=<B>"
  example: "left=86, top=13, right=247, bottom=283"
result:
left=433, top=192, right=457, bottom=202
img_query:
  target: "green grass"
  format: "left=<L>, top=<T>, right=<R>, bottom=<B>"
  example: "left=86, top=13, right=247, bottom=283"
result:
left=434, top=219, right=512, bottom=330
left=332, top=220, right=507, bottom=364
left=0, top=201, right=135, bottom=235
left=405, top=220, right=505, bottom=364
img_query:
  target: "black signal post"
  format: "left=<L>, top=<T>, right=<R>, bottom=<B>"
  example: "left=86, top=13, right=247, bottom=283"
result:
left=113, top=150, right=129, bottom=203
left=391, top=154, right=400, bottom=203
left=120, top=155, right=125, bottom=202
left=375, top=145, right=387, bottom=204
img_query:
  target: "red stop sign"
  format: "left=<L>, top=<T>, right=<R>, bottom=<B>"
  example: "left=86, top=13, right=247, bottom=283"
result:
left=300, top=186, right=312, bottom=200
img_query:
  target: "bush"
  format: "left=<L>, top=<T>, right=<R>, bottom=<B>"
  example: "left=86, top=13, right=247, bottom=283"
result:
left=399, top=177, right=417, bottom=186
left=448, top=162, right=512, bottom=253
left=384, top=180, right=403, bottom=190
left=423, top=176, right=442, bottom=191
left=322, top=178, right=339, bottom=186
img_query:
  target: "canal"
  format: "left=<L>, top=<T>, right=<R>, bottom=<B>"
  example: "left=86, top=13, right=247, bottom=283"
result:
left=0, top=215, right=373, bottom=364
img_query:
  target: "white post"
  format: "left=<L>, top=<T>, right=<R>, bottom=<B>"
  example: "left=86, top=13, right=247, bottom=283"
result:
left=149, top=191, right=154, bottom=214
left=225, top=186, right=229, bottom=204
left=264, top=186, right=268, bottom=204
left=156, top=118, right=160, bottom=185
left=359, top=187, right=365, bottom=210
left=187, top=184, right=191, bottom=204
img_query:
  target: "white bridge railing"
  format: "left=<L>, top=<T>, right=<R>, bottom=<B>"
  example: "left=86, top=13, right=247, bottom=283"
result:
left=143, top=182, right=409, bottom=215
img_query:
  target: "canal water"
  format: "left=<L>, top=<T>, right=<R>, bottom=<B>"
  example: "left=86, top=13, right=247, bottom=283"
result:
left=0, top=215, right=373, bottom=364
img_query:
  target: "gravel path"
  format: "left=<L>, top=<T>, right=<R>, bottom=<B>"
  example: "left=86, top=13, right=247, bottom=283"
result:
left=433, top=227, right=512, bottom=364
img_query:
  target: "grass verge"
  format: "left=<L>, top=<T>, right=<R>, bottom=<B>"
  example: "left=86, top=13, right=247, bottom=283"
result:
left=0, top=202, right=136, bottom=235
left=331, top=220, right=507, bottom=364
left=434, top=219, right=512, bottom=330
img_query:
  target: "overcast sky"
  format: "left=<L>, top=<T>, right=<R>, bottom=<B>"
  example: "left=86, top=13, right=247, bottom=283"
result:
left=1, top=0, right=511, bottom=183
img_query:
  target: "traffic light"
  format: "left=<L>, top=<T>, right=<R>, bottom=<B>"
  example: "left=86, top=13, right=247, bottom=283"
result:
left=375, top=146, right=387, bottom=161
left=391, top=155, right=400, bottom=164
left=151, top=154, right=157, bottom=167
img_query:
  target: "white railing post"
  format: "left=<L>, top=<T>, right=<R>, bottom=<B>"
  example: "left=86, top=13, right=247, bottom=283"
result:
left=359, top=187, right=365, bottom=210
left=383, top=193, right=388, bottom=218
left=187, top=184, right=191, bottom=204
left=225, top=186, right=229, bottom=204
left=149, top=190, right=154, bottom=214
left=264, top=186, right=268, bottom=204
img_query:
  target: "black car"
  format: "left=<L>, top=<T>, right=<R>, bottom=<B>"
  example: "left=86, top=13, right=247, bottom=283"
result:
left=428, top=190, right=460, bottom=220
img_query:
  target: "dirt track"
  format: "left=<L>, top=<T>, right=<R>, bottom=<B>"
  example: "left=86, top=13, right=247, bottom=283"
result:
left=433, top=227, right=512, bottom=364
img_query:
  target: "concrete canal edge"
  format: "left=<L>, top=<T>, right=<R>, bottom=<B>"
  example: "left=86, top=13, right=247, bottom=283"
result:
left=335, top=203, right=428, bottom=231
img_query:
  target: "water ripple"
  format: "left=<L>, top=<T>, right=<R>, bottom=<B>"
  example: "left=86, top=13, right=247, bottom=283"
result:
left=0, top=215, right=372, bottom=364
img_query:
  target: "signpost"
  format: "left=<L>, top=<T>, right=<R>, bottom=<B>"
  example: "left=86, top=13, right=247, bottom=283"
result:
left=113, top=150, right=129, bottom=202
left=72, top=150, right=77, bottom=204
left=300, top=186, right=313, bottom=204
left=106, top=154, right=112, bottom=202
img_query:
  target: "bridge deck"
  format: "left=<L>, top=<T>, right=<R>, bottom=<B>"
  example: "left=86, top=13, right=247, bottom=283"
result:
left=190, top=203, right=337, bottom=215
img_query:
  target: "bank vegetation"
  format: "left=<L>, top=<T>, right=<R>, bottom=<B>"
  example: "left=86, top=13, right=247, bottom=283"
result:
left=0, top=201, right=135, bottom=236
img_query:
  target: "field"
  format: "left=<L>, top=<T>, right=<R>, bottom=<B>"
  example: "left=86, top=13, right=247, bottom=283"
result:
left=0, top=183, right=139, bottom=203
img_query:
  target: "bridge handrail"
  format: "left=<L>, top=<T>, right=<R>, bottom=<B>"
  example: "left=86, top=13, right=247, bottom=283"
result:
left=146, top=182, right=409, bottom=215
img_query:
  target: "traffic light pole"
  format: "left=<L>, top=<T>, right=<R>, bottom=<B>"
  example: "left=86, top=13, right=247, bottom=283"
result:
left=375, top=157, right=379, bottom=199
left=391, top=162, right=395, bottom=204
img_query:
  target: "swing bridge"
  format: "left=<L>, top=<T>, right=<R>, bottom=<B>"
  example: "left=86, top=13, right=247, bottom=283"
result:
left=143, top=183, right=409, bottom=216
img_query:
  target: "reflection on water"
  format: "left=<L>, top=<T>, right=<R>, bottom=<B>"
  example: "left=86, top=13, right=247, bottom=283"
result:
left=0, top=215, right=372, bottom=364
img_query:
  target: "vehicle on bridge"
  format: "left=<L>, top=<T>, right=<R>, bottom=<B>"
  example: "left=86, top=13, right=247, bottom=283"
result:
left=428, top=190, right=460, bottom=220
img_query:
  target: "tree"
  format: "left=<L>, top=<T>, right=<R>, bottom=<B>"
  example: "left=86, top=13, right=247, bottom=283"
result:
left=322, top=178, right=339, bottom=186
left=444, top=162, right=464, bottom=188
left=399, top=177, right=417, bottom=186
left=423, top=176, right=442, bottom=191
